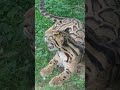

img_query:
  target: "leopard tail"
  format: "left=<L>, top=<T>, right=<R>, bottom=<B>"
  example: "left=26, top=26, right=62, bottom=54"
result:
left=40, top=0, right=64, bottom=22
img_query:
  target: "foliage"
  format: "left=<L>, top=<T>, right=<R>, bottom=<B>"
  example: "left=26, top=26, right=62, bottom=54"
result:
left=35, top=0, right=85, bottom=90
left=0, top=0, right=34, bottom=89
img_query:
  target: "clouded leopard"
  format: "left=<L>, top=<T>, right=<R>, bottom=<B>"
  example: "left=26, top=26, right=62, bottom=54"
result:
left=39, top=0, right=85, bottom=87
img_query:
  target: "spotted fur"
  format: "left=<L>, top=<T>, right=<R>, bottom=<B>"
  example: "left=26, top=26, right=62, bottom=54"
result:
left=39, top=0, right=85, bottom=87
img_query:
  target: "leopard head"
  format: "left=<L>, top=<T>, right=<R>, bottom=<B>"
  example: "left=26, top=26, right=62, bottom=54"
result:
left=45, top=29, right=65, bottom=51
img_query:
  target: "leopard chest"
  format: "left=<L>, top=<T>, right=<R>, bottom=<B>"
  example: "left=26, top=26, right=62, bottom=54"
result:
left=57, top=51, right=68, bottom=67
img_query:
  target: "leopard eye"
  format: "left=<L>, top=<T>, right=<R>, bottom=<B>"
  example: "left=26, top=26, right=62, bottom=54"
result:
left=54, top=33, right=59, bottom=36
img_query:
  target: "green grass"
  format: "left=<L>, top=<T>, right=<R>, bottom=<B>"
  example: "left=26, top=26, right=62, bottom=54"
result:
left=35, top=0, right=85, bottom=90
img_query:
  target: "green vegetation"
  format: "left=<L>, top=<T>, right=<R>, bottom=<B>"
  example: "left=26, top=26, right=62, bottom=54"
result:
left=0, top=0, right=34, bottom=89
left=35, top=0, right=85, bottom=90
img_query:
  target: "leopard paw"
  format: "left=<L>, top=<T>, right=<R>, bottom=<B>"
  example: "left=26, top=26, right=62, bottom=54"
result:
left=49, top=76, right=63, bottom=87
left=40, top=67, right=53, bottom=77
